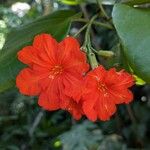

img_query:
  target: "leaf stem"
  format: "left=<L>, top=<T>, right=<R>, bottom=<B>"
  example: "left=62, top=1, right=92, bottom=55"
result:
left=29, top=109, right=44, bottom=137
left=73, top=24, right=88, bottom=37
left=96, top=0, right=109, bottom=19
left=84, top=15, right=98, bottom=47
left=73, top=18, right=113, bottom=30
left=92, top=49, right=115, bottom=58
left=87, top=50, right=99, bottom=69
left=83, top=15, right=99, bottom=69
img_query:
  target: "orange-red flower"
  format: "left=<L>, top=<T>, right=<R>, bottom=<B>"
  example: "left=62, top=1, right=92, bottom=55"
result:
left=82, top=65, right=134, bottom=121
left=16, top=33, right=89, bottom=120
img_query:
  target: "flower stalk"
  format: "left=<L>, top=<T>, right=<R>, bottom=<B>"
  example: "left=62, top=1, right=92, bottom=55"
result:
left=83, top=14, right=99, bottom=69
left=96, top=0, right=109, bottom=20
left=73, top=18, right=113, bottom=30
left=92, top=48, right=115, bottom=58
left=73, top=24, right=88, bottom=37
left=87, top=47, right=99, bottom=69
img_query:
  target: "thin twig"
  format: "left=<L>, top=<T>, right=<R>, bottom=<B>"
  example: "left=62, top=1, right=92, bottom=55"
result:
left=93, top=21, right=113, bottom=29
left=80, top=4, right=99, bottom=49
left=84, top=15, right=99, bottom=69
left=80, top=4, right=89, bottom=20
left=96, top=0, right=109, bottom=19
left=42, top=0, right=53, bottom=15
left=29, top=109, right=44, bottom=137
left=73, top=24, right=88, bottom=37
left=126, top=105, right=144, bottom=148
left=84, top=15, right=98, bottom=47
left=73, top=18, right=113, bottom=30
left=126, top=105, right=137, bottom=124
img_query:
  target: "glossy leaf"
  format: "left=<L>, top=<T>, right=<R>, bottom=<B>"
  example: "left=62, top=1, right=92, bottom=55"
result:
left=85, top=0, right=150, bottom=5
left=0, top=10, right=81, bottom=92
left=85, top=0, right=117, bottom=5
left=122, top=0, right=150, bottom=5
left=134, top=75, right=146, bottom=85
left=112, top=4, right=150, bottom=83
left=59, top=0, right=84, bottom=5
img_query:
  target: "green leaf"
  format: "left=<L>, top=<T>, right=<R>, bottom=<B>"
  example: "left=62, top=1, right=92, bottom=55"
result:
left=85, top=0, right=117, bottom=5
left=133, top=75, right=146, bottom=85
left=59, top=120, right=127, bottom=150
left=59, top=0, right=84, bottom=5
left=77, top=0, right=150, bottom=5
left=85, top=0, right=150, bottom=5
left=0, top=10, right=81, bottom=92
left=122, top=0, right=150, bottom=5
left=112, top=4, right=150, bottom=83
left=59, top=121, right=103, bottom=150
left=59, top=0, right=116, bottom=5
left=98, top=134, right=127, bottom=150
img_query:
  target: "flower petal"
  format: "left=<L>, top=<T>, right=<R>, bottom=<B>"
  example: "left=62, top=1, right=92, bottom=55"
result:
left=66, top=100, right=83, bottom=120
left=16, top=68, right=43, bottom=95
left=88, top=66, right=107, bottom=82
left=18, top=46, right=52, bottom=68
left=18, top=46, right=41, bottom=66
left=96, top=95, right=116, bottom=121
left=116, top=70, right=134, bottom=87
left=33, top=33, right=58, bottom=64
left=39, top=76, right=66, bottom=110
left=58, top=37, right=80, bottom=62
left=58, top=37, right=89, bottom=72
left=109, top=88, right=133, bottom=104
left=82, top=93, right=99, bottom=121
left=38, top=91, right=60, bottom=110
left=63, top=73, right=83, bottom=102
left=106, top=68, right=134, bottom=88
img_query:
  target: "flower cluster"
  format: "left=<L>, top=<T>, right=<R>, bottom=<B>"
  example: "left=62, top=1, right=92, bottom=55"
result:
left=16, top=34, right=134, bottom=121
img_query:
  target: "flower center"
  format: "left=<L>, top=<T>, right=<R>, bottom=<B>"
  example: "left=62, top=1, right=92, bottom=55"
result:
left=97, top=82, right=108, bottom=96
left=49, top=65, right=63, bottom=79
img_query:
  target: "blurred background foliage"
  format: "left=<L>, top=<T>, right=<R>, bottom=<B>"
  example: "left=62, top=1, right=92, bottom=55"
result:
left=0, top=0, right=150, bottom=150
